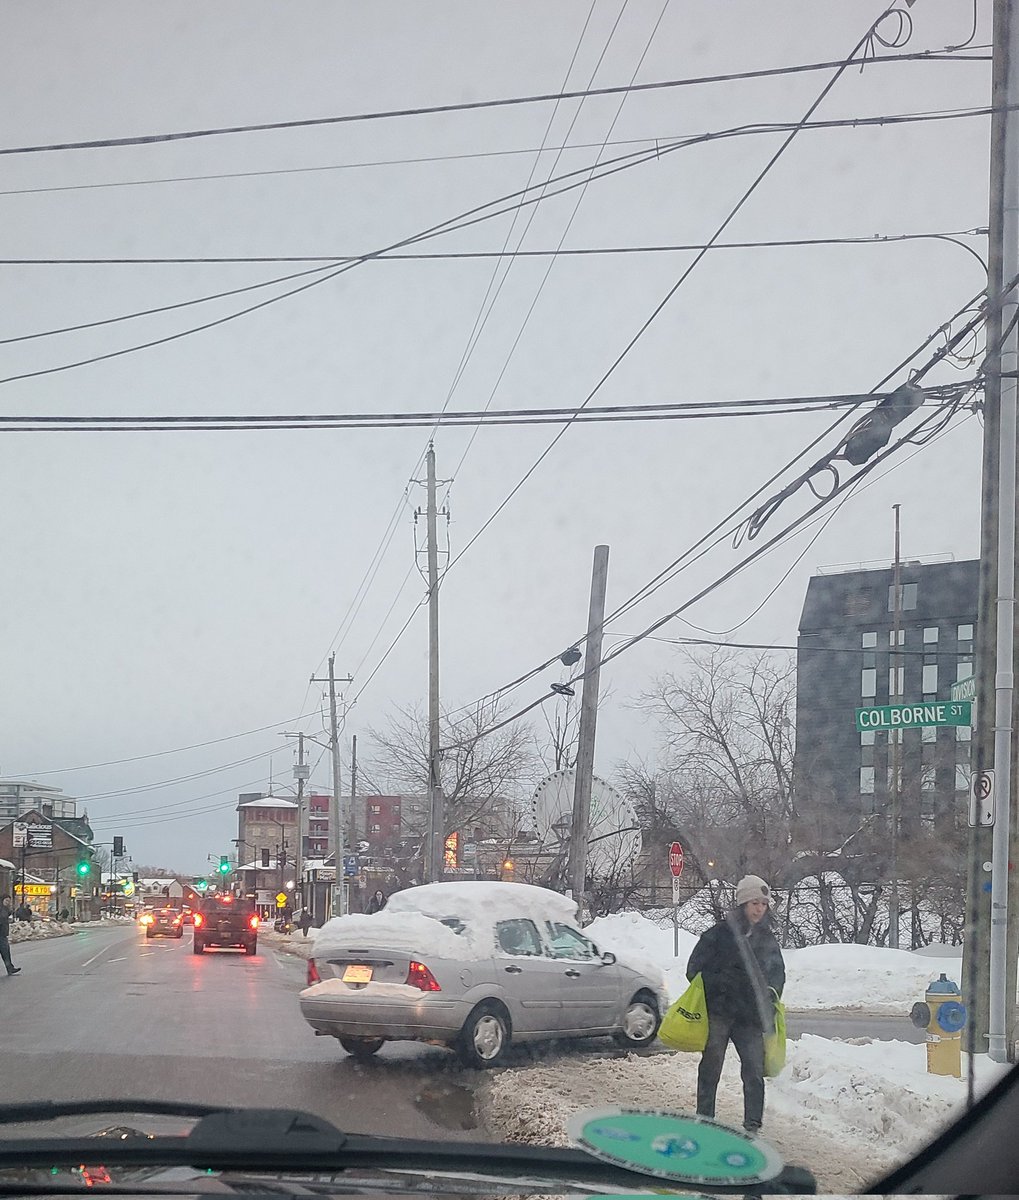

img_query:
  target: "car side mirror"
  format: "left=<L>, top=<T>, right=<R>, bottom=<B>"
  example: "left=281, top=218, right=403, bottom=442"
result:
left=600, top=951, right=617, bottom=966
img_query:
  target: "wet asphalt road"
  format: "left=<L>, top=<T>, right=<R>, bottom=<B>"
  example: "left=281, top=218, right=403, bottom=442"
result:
left=0, top=925, right=924, bottom=1141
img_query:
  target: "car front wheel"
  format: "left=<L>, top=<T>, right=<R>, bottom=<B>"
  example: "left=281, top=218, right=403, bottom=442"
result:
left=613, top=993, right=660, bottom=1049
left=339, top=1036, right=385, bottom=1059
left=456, top=1003, right=511, bottom=1069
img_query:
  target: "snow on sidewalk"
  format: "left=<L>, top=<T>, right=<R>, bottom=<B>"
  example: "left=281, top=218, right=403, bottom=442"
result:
left=587, top=911, right=966, bottom=1014
left=479, top=1037, right=1011, bottom=1194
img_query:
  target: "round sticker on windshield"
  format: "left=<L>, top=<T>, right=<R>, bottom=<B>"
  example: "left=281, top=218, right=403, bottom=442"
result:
left=567, top=1108, right=784, bottom=1186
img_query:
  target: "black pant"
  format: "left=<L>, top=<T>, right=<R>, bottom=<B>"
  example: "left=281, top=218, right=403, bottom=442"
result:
left=0, top=935, right=15, bottom=975
left=696, top=1012, right=765, bottom=1128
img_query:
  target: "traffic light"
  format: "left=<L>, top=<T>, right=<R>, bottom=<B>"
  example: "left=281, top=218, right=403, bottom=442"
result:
left=261, top=849, right=270, bottom=868
left=218, top=856, right=232, bottom=875
left=112, top=836, right=124, bottom=857
left=76, top=860, right=91, bottom=877
left=842, top=383, right=924, bottom=466
left=132, top=871, right=139, bottom=884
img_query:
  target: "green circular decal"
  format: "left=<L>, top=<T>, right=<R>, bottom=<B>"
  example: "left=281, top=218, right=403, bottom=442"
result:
left=567, top=1107, right=784, bottom=1186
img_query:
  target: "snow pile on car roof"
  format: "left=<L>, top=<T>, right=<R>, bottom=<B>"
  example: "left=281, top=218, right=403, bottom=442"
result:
left=388, top=880, right=578, bottom=924
left=312, top=911, right=481, bottom=960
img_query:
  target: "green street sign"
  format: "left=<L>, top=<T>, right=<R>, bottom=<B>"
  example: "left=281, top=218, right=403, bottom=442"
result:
left=951, top=676, right=976, bottom=703
left=856, top=701, right=972, bottom=732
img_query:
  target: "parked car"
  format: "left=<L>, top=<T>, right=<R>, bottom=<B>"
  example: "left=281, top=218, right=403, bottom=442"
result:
left=298, top=881, right=665, bottom=1067
left=142, top=908, right=184, bottom=939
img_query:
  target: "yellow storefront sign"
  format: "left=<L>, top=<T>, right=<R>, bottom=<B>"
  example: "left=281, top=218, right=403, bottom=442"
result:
left=16, top=883, right=53, bottom=898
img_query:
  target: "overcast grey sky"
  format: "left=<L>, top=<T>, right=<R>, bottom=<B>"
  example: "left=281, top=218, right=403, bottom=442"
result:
left=0, top=1, right=993, bottom=872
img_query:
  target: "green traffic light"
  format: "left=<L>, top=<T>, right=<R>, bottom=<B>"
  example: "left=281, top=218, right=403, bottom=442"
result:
left=76, top=860, right=91, bottom=876
left=218, top=856, right=232, bottom=874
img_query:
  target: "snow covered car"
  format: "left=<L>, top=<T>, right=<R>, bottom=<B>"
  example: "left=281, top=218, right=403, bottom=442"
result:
left=298, top=881, right=666, bottom=1067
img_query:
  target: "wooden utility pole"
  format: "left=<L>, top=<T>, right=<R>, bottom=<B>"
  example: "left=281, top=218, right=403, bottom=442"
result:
left=569, top=545, right=610, bottom=917
left=426, top=443, right=445, bottom=883
left=310, top=655, right=352, bottom=916
left=889, top=504, right=902, bottom=950
left=350, top=734, right=358, bottom=857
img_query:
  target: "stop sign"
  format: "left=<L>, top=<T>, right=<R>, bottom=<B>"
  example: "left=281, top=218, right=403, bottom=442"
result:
left=669, top=841, right=684, bottom=878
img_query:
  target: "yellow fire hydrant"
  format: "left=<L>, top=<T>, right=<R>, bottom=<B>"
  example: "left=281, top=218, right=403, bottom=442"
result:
left=910, top=973, right=966, bottom=1078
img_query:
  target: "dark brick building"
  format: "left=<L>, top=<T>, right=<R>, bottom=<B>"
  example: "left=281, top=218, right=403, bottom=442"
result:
left=795, top=559, right=978, bottom=841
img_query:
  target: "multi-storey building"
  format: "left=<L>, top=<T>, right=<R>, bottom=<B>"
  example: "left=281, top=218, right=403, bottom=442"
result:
left=0, top=779, right=78, bottom=822
left=795, top=558, right=978, bottom=842
left=236, top=794, right=299, bottom=868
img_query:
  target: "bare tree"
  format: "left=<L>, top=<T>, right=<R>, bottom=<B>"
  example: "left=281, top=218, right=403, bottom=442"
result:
left=366, top=699, right=539, bottom=847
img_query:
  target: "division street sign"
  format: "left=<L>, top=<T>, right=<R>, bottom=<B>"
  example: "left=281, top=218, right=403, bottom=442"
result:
left=951, top=676, right=976, bottom=703
left=856, top=701, right=972, bottom=732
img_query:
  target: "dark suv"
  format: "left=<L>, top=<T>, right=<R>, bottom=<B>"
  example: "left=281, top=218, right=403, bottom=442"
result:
left=193, top=893, right=259, bottom=955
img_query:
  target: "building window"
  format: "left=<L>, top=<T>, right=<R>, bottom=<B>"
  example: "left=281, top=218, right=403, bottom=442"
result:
left=921, top=765, right=937, bottom=792
left=956, top=764, right=969, bottom=792
left=370, top=823, right=381, bottom=833
left=957, top=724, right=972, bottom=742
left=370, top=805, right=381, bottom=814
left=861, top=743, right=874, bottom=768
left=889, top=666, right=904, bottom=696
left=862, top=632, right=877, bottom=649
left=923, top=627, right=939, bottom=643
left=888, top=583, right=918, bottom=612
left=860, top=730, right=876, bottom=746
left=861, top=668, right=877, bottom=698
left=922, top=725, right=937, bottom=744
left=957, top=660, right=973, bottom=682
left=922, top=664, right=938, bottom=694
left=860, top=767, right=875, bottom=794
left=889, top=629, right=905, bottom=646
left=958, top=624, right=974, bottom=643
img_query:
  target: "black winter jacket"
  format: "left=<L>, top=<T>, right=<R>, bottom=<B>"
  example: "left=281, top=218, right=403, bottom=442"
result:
left=0, top=905, right=9, bottom=938
left=686, top=911, right=785, bottom=1030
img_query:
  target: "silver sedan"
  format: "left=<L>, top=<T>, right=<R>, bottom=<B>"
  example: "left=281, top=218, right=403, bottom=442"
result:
left=298, top=883, right=664, bottom=1067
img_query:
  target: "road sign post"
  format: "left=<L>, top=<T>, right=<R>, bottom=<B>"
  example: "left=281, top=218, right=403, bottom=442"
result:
left=669, top=841, right=684, bottom=957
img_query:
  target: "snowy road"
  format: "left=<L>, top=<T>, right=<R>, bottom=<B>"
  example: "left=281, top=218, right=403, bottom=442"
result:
left=0, top=924, right=481, bottom=1140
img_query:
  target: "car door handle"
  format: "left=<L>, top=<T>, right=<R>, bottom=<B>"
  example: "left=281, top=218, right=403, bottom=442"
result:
left=504, top=965, right=523, bottom=974
left=564, top=969, right=582, bottom=978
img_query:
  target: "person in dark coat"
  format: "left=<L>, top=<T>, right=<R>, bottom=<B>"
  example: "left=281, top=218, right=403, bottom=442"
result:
left=0, top=897, right=22, bottom=976
left=298, top=909, right=314, bottom=938
left=365, top=889, right=387, bottom=914
left=685, top=875, right=785, bottom=1133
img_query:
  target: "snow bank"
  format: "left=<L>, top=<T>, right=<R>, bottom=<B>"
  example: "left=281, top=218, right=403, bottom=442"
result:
left=9, top=920, right=77, bottom=943
left=587, top=909, right=965, bottom=1013
left=480, top=1036, right=1012, bottom=1193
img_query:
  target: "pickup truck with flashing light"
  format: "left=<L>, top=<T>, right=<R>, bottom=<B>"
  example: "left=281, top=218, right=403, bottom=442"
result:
left=192, top=893, right=259, bottom=955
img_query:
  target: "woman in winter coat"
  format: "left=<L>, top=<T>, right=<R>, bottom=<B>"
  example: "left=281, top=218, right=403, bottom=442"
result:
left=365, top=889, right=387, bottom=914
left=685, top=874, right=785, bottom=1133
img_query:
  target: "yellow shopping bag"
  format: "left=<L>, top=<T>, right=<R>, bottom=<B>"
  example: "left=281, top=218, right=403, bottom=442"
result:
left=658, top=973, right=709, bottom=1052
left=763, top=990, right=787, bottom=1077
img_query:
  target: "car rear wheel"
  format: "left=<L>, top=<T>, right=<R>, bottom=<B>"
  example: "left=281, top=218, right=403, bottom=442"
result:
left=339, top=1036, right=385, bottom=1059
left=456, top=1002, right=510, bottom=1068
left=145, top=931, right=153, bottom=939
left=245, top=941, right=257, bottom=955
left=193, top=940, right=205, bottom=955
left=613, top=992, right=660, bottom=1049
left=175, top=930, right=183, bottom=938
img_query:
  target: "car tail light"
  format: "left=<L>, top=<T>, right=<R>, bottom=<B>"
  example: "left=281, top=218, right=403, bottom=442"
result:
left=193, top=913, right=204, bottom=928
left=307, top=959, right=320, bottom=985
left=140, top=914, right=152, bottom=925
left=173, top=916, right=182, bottom=925
left=248, top=915, right=259, bottom=930
left=406, top=961, right=441, bottom=992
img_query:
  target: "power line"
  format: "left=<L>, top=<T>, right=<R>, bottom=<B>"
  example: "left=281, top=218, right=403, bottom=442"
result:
left=0, top=49, right=986, bottom=158
left=0, top=388, right=968, bottom=432
left=74, top=746, right=282, bottom=802
left=0, top=229, right=987, bottom=266
left=0, top=107, right=998, bottom=376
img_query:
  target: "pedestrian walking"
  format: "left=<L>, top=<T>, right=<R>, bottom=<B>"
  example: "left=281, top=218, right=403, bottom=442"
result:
left=685, top=875, right=785, bottom=1133
left=298, top=909, right=313, bottom=938
left=0, top=897, right=22, bottom=976
left=14, top=902, right=32, bottom=923
left=365, top=888, right=387, bottom=914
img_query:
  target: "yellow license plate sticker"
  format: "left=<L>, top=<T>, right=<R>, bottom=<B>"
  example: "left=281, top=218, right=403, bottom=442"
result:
left=343, top=964, right=373, bottom=984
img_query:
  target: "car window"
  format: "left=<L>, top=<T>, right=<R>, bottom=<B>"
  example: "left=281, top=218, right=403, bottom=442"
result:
left=495, top=918, right=545, bottom=957
left=439, top=916, right=466, bottom=935
left=544, top=922, right=599, bottom=961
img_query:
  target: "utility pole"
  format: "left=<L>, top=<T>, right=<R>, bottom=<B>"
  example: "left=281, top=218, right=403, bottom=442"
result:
left=310, top=654, right=352, bottom=917
left=889, top=504, right=902, bottom=950
left=569, top=545, right=610, bottom=918
left=966, top=0, right=1012, bottom=1069
left=350, top=734, right=358, bottom=858
left=426, top=442, right=444, bottom=884
left=988, top=0, right=1019, bottom=1066
left=294, top=732, right=306, bottom=905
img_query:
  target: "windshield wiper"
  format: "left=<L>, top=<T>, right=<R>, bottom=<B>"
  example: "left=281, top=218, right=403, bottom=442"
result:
left=0, top=1102, right=817, bottom=1194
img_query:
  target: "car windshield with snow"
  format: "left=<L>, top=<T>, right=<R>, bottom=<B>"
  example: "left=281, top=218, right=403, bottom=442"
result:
left=299, top=882, right=666, bottom=1066
left=4, top=1, right=1019, bottom=1196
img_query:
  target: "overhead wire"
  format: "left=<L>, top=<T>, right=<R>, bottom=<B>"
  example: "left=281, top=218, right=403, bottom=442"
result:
left=0, top=48, right=987, bottom=158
